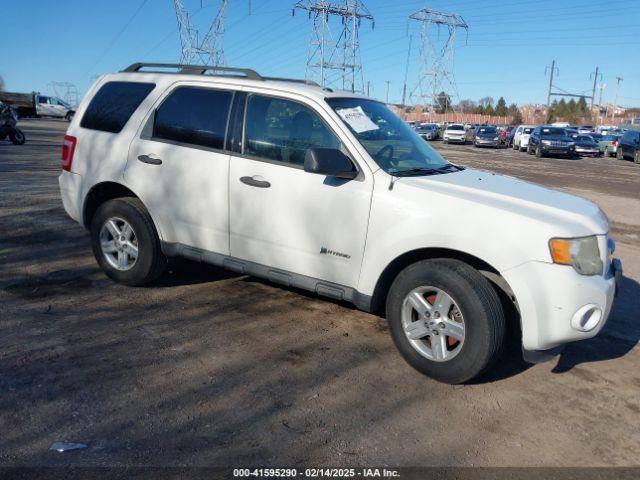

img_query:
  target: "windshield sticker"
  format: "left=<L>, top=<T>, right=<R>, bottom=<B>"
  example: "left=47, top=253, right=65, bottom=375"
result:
left=336, top=106, right=379, bottom=133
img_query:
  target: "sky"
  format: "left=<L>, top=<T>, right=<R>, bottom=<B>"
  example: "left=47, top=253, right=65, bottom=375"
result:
left=1, top=0, right=639, bottom=108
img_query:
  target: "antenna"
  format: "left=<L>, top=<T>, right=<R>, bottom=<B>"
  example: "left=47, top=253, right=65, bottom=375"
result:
left=293, top=0, right=374, bottom=93
left=407, top=8, right=468, bottom=113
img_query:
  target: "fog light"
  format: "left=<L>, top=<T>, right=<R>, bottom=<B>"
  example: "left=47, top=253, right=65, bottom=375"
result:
left=571, top=304, right=602, bottom=332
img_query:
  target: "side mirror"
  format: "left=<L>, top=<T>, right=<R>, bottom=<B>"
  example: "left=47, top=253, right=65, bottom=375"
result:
left=304, top=148, right=357, bottom=179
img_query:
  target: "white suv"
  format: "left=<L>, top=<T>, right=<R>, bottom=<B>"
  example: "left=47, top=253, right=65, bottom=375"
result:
left=59, top=63, right=621, bottom=384
left=442, top=124, right=469, bottom=144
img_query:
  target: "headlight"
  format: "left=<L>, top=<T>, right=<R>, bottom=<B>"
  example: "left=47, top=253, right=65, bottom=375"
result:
left=549, top=236, right=603, bottom=275
left=493, top=136, right=499, bottom=141
left=568, top=141, right=575, bottom=147
left=541, top=140, right=551, bottom=145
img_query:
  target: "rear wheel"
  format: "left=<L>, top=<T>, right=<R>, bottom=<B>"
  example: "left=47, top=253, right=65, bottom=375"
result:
left=90, top=197, right=166, bottom=286
left=635, top=150, right=640, bottom=164
left=10, top=129, right=25, bottom=145
left=617, top=148, right=624, bottom=160
left=386, top=259, right=505, bottom=384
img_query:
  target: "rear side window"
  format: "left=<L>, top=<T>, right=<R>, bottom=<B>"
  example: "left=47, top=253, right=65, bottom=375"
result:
left=81, top=81, right=155, bottom=133
left=153, top=86, right=232, bottom=149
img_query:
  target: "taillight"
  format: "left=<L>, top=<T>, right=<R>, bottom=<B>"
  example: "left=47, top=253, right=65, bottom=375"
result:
left=611, top=140, right=617, bottom=146
left=61, top=135, right=77, bottom=171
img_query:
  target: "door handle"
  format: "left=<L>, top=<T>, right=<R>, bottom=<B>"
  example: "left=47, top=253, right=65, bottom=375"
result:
left=137, top=154, right=162, bottom=165
left=240, top=176, right=270, bottom=188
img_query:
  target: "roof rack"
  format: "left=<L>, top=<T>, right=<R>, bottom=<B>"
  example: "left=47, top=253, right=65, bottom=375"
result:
left=122, top=63, right=263, bottom=80
left=122, top=63, right=320, bottom=87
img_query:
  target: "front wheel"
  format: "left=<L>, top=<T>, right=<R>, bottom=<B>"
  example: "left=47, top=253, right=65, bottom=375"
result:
left=90, top=197, right=166, bottom=286
left=635, top=151, right=640, bottom=164
left=386, top=259, right=505, bottom=384
left=535, top=146, right=543, bottom=158
left=617, top=148, right=624, bottom=160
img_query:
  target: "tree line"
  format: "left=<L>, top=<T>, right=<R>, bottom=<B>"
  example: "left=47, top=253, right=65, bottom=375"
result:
left=434, top=92, right=523, bottom=123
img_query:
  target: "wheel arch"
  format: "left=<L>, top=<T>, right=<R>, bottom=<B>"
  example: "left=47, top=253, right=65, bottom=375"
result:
left=369, top=247, right=520, bottom=326
left=82, top=181, right=140, bottom=229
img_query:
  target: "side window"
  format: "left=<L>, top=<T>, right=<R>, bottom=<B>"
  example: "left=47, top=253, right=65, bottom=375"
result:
left=243, top=95, right=341, bottom=166
left=38, top=96, right=48, bottom=104
left=50, top=98, right=59, bottom=106
left=81, top=81, right=155, bottom=133
left=153, top=86, right=232, bottom=149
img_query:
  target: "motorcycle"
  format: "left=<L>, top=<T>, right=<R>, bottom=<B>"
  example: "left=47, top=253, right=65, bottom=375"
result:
left=0, top=102, right=26, bottom=145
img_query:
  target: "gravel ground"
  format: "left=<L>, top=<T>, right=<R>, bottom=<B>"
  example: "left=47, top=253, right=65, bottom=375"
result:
left=1, top=120, right=639, bottom=468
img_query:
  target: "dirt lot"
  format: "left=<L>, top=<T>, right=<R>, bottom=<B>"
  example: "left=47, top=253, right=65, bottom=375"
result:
left=1, top=119, right=639, bottom=468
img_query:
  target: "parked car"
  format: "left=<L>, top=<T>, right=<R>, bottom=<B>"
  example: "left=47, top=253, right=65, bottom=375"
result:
left=574, top=135, right=602, bottom=157
left=416, top=123, right=439, bottom=141
left=513, top=125, right=536, bottom=151
left=599, top=134, right=621, bottom=157
left=565, top=128, right=579, bottom=139
left=500, top=125, right=515, bottom=145
left=527, top=126, right=576, bottom=158
left=59, top=62, right=621, bottom=384
left=442, top=123, right=469, bottom=144
left=578, top=125, right=595, bottom=134
left=616, top=130, right=640, bottom=163
left=474, top=126, right=500, bottom=148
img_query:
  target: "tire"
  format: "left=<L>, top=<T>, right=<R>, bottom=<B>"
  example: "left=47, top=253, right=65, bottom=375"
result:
left=90, top=197, right=166, bottom=286
left=443, top=139, right=448, bottom=144
left=535, top=146, right=543, bottom=158
left=386, top=259, right=505, bottom=384
left=10, top=129, right=26, bottom=145
left=635, top=151, right=640, bottom=164
left=617, top=148, right=624, bottom=160
left=65, top=112, right=74, bottom=122
left=527, top=145, right=533, bottom=155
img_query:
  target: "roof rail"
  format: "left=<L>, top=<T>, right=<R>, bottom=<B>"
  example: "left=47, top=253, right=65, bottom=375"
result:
left=263, top=76, right=320, bottom=87
left=122, top=62, right=263, bottom=80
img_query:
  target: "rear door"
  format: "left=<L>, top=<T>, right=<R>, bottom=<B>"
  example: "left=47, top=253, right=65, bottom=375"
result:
left=124, top=83, right=234, bottom=254
left=228, top=92, right=372, bottom=288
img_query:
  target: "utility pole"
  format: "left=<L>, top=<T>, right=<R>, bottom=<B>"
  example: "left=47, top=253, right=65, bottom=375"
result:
left=401, top=34, right=412, bottom=107
left=612, top=76, right=623, bottom=121
left=589, top=66, right=601, bottom=110
left=408, top=8, right=468, bottom=113
left=293, top=0, right=374, bottom=93
left=173, top=0, right=231, bottom=66
left=545, top=60, right=557, bottom=108
left=385, top=80, right=391, bottom=103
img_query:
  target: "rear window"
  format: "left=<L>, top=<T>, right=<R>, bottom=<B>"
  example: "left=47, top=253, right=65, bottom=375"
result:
left=153, top=86, right=233, bottom=150
left=81, top=81, right=155, bottom=133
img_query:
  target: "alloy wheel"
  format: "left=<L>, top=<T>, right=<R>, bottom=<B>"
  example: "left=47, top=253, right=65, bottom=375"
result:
left=99, top=217, right=139, bottom=271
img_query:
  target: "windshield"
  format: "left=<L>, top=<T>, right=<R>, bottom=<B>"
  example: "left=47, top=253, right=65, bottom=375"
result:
left=540, top=127, right=566, bottom=136
left=447, top=124, right=464, bottom=131
left=478, top=127, right=497, bottom=134
left=327, top=98, right=450, bottom=174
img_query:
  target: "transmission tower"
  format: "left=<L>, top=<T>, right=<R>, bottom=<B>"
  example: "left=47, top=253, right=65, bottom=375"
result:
left=293, top=1, right=374, bottom=93
left=408, top=9, right=468, bottom=113
left=173, top=0, right=228, bottom=66
left=47, top=81, right=79, bottom=107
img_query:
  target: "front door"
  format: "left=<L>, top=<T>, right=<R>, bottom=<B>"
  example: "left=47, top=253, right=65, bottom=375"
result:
left=229, top=93, right=372, bottom=288
left=125, top=84, right=234, bottom=254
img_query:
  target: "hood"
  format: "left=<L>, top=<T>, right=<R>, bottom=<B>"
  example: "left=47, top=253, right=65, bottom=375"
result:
left=397, top=168, right=609, bottom=235
left=540, top=135, right=572, bottom=142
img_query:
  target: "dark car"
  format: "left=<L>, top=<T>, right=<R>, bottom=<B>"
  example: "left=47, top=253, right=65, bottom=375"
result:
left=617, top=129, right=640, bottom=163
left=527, top=126, right=576, bottom=158
left=574, top=134, right=602, bottom=157
left=474, top=126, right=500, bottom=148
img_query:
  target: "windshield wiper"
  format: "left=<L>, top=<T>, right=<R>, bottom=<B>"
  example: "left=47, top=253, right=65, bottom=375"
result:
left=389, top=167, right=439, bottom=177
left=435, top=164, right=464, bottom=172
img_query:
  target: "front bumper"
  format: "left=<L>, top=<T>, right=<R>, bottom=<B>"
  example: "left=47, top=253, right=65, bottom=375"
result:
left=575, top=147, right=600, bottom=156
left=444, top=136, right=466, bottom=143
left=540, top=145, right=574, bottom=156
left=502, top=258, right=621, bottom=358
left=475, top=138, right=499, bottom=146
